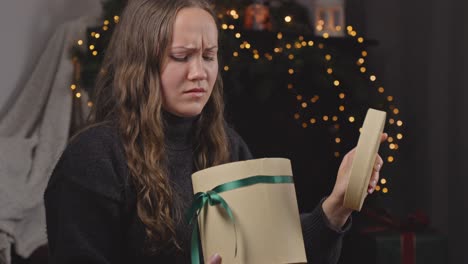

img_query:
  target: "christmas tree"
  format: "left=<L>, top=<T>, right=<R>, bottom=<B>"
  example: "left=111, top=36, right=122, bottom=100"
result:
left=70, top=0, right=404, bottom=207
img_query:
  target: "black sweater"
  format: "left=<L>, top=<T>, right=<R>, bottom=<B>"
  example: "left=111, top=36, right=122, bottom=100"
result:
left=44, top=114, right=350, bottom=263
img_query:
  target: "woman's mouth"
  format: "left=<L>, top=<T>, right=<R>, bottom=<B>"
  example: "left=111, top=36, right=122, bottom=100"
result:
left=184, top=88, right=206, bottom=98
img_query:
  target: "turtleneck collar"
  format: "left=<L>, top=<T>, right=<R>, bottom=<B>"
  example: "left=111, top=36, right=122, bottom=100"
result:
left=163, top=110, right=198, bottom=151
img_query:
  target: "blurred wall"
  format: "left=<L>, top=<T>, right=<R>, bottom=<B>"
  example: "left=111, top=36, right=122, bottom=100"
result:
left=363, top=0, right=468, bottom=263
left=0, top=0, right=101, bottom=109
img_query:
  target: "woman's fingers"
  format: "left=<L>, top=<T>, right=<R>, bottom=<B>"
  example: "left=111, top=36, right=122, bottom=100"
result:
left=368, top=154, right=383, bottom=194
left=209, top=253, right=222, bottom=264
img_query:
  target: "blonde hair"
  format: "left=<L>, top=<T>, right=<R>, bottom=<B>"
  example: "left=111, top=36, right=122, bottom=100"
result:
left=89, top=0, right=229, bottom=252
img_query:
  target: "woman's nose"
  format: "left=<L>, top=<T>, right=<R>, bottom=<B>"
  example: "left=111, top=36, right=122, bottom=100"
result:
left=188, top=57, right=208, bottom=81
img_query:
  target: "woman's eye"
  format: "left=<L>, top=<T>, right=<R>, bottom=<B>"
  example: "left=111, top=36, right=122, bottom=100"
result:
left=203, top=56, right=215, bottom=61
left=171, top=55, right=188, bottom=62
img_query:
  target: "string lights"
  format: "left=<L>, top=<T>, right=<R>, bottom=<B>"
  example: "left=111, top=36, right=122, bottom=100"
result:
left=71, top=5, right=403, bottom=195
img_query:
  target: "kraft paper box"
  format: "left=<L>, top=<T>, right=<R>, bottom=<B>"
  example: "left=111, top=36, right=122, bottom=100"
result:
left=191, top=158, right=307, bottom=264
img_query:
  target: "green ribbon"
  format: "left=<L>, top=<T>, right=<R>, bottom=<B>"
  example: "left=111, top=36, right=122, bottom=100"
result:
left=185, top=175, right=294, bottom=264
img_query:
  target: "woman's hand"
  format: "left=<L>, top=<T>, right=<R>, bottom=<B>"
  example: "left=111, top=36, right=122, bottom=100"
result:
left=322, top=133, right=388, bottom=229
left=208, top=253, right=222, bottom=264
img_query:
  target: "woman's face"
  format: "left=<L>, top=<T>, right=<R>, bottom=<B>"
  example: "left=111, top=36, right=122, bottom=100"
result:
left=160, top=7, right=219, bottom=117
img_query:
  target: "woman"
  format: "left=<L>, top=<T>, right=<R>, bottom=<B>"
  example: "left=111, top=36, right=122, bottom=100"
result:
left=44, top=0, right=386, bottom=263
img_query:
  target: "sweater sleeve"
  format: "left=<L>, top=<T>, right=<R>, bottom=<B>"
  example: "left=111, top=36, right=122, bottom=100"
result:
left=44, top=127, right=127, bottom=264
left=300, top=198, right=352, bottom=264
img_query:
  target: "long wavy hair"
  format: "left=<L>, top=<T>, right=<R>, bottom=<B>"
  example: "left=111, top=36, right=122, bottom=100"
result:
left=88, top=0, right=229, bottom=251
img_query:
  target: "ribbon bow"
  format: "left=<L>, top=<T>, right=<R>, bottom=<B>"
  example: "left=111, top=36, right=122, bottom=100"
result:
left=185, top=175, right=294, bottom=264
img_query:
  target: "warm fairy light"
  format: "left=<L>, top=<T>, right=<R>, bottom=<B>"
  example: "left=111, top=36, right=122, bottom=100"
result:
left=310, top=96, right=319, bottom=103
left=327, top=68, right=333, bottom=74
left=288, top=84, right=293, bottom=89
left=339, top=93, right=345, bottom=99
left=302, top=123, right=308, bottom=128
left=265, top=53, right=273, bottom=61
left=288, top=54, right=295, bottom=60
left=296, top=95, right=303, bottom=101
left=221, top=24, right=228, bottom=30
left=95, top=33, right=100, bottom=39
left=294, top=113, right=300, bottom=119
left=334, top=152, right=340, bottom=158
left=362, top=51, right=368, bottom=57
left=224, top=66, right=229, bottom=71
left=323, top=115, right=329, bottom=121
left=375, top=185, right=381, bottom=191
left=104, top=20, right=110, bottom=25
left=87, top=101, right=93, bottom=107
left=339, top=105, right=345, bottom=111
left=92, top=51, right=98, bottom=56
left=332, top=116, right=338, bottom=121
left=77, top=40, right=83, bottom=45
left=335, top=138, right=341, bottom=143
left=89, top=45, right=95, bottom=50
left=347, top=25, right=353, bottom=31
left=389, top=118, right=395, bottom=124
left=288, top=69, right=294, bottom=74
left=357, top=37, right=364, bottom=43
left=245, top=43, right=251, bottom=49
left=233, top=52, right=239, bottom=57
left=235, top=33, right=241, bottom=38
left=230, top=9, right=237, bottom=16
left=387, top=156, right=394, bottom=162
left=114, top=16, right=120, bottom=23
left=103, top=26, right=109, bottom=31
left=316, top=25, right=323, bottom=31
left=387, top=96, right=394, bottom=102
left=382, top=187, right=388, bottom=193
left=310, top=118, right=317, bottom=124
left=229, top=25, right=235, bottom=30
left=378, top=87, right=385, bottom=93
left=388, top=137, right=394, bottom=142
left=370, top=75, right=377, bottom=81
left=253, top=54, right=260, bottom=59
left=389, top=143, right=396, bottom=150
left=318, top=43, right=324, bottom=49
left=284, top=16, right=292, bottom=23
left=301, top=102, right=308, bottom=108
left=357, top=58, right=365, bottom=65
left=396, top=120, right=403, bottom=126
left=70, top=84, right=76, bottom=90
left=334, top=80, right=340, bottom=86
left=301, top=41, right=307, bottom=46
left=360, top=67, right=367, bottom=73
left=323, top=33, right=330, bottom=38
left=336, top=26, right=342, bottom=31
left=397, top=133, right=403, bottom=140
left=349, top=116, right=355, bottom=123
left=393, top=108, right=400, bottom=114
left=76, top=93, right=82, bottom=98
left=381, top=178, right=387, bottom=184
left=308, top=41, right=314, bottom=46
left=286, top=43, right=292, bottom=49
left=91, top=32, right=96, bottom=37
left=325, top=54, right=332, bottom=61
left=277, top=32, right=283, bottom=39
